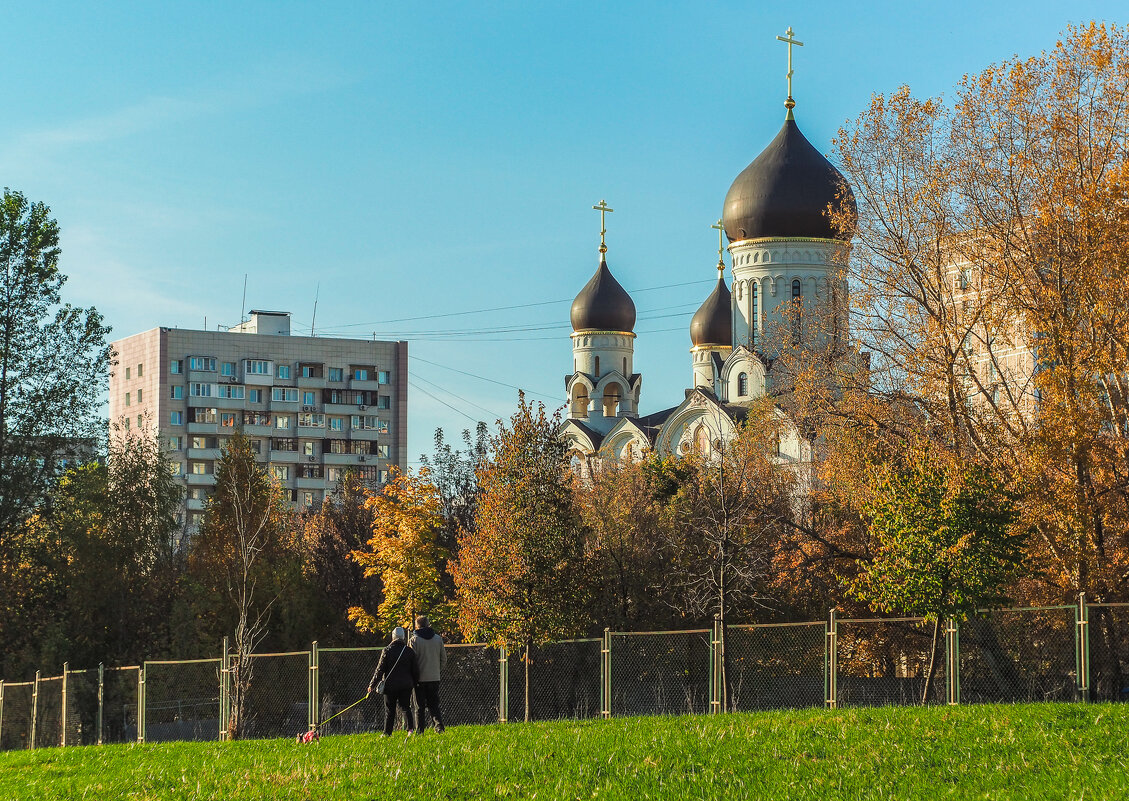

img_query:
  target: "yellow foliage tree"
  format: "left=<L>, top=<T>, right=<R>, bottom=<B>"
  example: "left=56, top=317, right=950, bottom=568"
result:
left=348, top=467, right=447, bottom=634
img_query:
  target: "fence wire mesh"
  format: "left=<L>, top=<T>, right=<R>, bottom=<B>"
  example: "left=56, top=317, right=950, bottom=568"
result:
left=725, top=623, right=825, bottom=710
left=0, top=682, right=33, bottom=750
left=34, top=676, right=64, bottom=748
left=610, top=630, right=711, bottom=717
left=102, top=667, right=139, bottom=744
left=442, top=644, right=500, bottom=726
left=505, top=639, right=601, bottom=722
left=240, top=653, right=309, bottom=740
left=144, top=660, right=220, bottom=743
left=837, top=619, right=946, bottom=706
left=1089, top=604, right=1129, bottom=702
left=64, top=669, right=101, bottom=746
left=959, top=607, right=1076, bottom=703
left=317, top=648, right=383, bottom=735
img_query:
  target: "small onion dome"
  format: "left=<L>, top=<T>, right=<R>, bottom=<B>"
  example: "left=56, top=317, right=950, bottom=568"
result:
left=570, top=256, right=636, bottom=332
left=722, top=117, right=856, bottom=242
left=689, top=270, right=732, bottom=347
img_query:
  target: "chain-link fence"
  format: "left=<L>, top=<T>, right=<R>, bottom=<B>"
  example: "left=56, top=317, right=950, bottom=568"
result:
left=610, top=630, right=711, bottom=717
left=837, top=618, right=946, bottom=706
left=725, top=622, right=825, bottom=711
left=506, top=639, right=601, bottom=722
left=241, top=652, right=309, bottom=740
left=4, top=601, right=1125, bottom=751
left=1090, top=603, right=1129, bottom=702
left=143, top=659, right=221, bottom=743
left=0, top=682, right=33, bottom=750
left=959, top=606, right=1077, bottom=703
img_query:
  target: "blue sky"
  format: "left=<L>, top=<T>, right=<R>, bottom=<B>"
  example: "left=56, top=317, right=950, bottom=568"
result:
left=1, top=1, right=1123, bottom=463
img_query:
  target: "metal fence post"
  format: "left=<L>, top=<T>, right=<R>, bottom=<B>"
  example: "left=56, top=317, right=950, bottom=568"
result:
left=1076, top=592, right=1090, bottom=702
left=498, top=646, right=508, bottom=723
left=601, top=628, right=611, bottom=719
left=97, top=664, right=104, bottom=746
left=945, top=619, right=960, bottom=705
left=138, top=664, right=146, bottom=744
left=30, top=670, right=39, bottom=750
left=709, top=616, right=721, bottom=715
left=308, top=641, right=319, bottom=735
left=61, top=662, right=68, bottom=747
left=825, top=609, right=838, bottom=709
left=0, top=680, right=5, bottom=747
left=219, top=637, right=230, bottom=741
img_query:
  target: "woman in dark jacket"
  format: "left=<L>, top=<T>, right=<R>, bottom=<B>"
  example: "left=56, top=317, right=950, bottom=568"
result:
left=367, top=626, right=420, bottom=735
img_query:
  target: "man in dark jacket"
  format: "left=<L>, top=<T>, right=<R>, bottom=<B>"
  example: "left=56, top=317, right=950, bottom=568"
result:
left=367, top=626, right=419, bottom=735
left=409, top=614, right=447, bottom=732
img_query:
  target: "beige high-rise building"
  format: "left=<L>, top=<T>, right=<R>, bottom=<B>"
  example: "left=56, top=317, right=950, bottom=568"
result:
left=108, top=311, right=407, bottom=535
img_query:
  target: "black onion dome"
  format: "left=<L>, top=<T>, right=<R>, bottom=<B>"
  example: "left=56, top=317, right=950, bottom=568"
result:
left=723, top=117, right=856, bottom=242
left=570, top=257, right=636, bottom=332
left=690, top=272, right=732, bottom=347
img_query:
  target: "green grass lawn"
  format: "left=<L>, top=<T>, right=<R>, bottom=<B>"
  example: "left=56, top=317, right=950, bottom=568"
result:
left=1, top=704, right=1127, bottom=800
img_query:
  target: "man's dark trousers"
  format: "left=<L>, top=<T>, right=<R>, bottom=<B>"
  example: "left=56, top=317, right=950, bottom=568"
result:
left=383, top=688, right=415, bottom=734
left=415, top=681, right=444, bottom=731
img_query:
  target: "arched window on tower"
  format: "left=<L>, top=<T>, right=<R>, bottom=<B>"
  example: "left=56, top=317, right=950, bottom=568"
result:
left=750, top=282, right=758, bottom=347
left=602, top=383, right=622, bottom=418
left=622, top=357, right=627, bottom=375
left=791, top=279, right=802, bottom=343
left=738, top=372, right=748, bottom=397
left=571, top=385, right=589, bottom=418
left=594, top=356, right=600, bottom=377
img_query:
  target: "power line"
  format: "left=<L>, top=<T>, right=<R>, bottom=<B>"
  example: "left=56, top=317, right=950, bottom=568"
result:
left=411, top=355, right=559, bottom=401
left=409, top=371, right=502, bottom=419
left=407, top=379, right=483, bottom=425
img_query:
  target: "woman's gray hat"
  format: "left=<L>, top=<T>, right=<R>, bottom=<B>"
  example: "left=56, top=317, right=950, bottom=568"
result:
left=391, top=626, right=407, bottom=642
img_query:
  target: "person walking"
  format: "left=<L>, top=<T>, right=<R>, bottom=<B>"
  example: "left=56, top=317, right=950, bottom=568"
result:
left=367, top=626, right=419, bottom=735
left=409, top=614, right=447, bottom=732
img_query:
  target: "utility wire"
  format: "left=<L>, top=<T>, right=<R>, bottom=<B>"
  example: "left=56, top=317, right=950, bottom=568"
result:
left=407, top=379, right=483, bottom=425
left=409, top=371, right=502, bottom=419
left=411, top=355, right=559, bottom=401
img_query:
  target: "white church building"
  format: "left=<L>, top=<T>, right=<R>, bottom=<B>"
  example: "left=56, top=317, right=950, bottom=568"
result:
left=560, top=78, right=855, bottom=467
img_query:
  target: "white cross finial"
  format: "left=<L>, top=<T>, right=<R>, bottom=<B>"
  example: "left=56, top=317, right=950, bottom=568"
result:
left=592, top=199, right=614, bottom=254
left=775, top=26, right=804, bottom=117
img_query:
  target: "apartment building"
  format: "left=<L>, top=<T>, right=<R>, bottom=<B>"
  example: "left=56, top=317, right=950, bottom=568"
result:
left=108, top=311, right=407, bottom=532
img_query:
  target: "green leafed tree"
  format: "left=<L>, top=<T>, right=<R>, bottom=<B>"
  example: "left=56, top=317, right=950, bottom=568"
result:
left=449, top=394, right=593, bottom=721
left=0, top=189, right=111, bottom=543
left=849, top=446, right=1023, bottom=702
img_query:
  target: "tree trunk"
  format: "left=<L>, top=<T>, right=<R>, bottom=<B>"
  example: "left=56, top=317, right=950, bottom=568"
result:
left=921, top=617, right=941, bottom=705
left=524, top=637, right=532, bottom=723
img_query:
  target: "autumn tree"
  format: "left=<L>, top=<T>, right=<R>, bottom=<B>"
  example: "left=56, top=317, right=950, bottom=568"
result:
left=849, top=445, right=1022, bottom=702
left=667, top=400, right=796, bottom=711
left=188, top=433, right=296, bottom=739
left=449, top=395, right=592, bottom=721
left=420, top=423, right=489, bottom=551
left=348, top=467, right=447, bottom=634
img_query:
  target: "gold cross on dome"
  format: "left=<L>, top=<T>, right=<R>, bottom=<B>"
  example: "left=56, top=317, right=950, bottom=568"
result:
left=592, top=199, right=614, bottom=253
left=711, top=219, right=726, bottom=270
left=776, top=26, right=804, bottom=112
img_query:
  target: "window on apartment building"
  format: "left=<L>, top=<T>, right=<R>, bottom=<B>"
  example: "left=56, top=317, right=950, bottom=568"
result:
left=375, top=444, right=390, bottom=459
left=243, top=411, right=271, bottom=426
left=190, top=383, right=212, bottom=397
left=220, top=413, right=236, bottom=427
left=191, top=462, right=207, bottom=475
left=168, top=436, right=183, bottom=450
left=221, top=362, right=236, bottom=377
left=191, top=436, right=206, bottom=449
left=302, top=441, right=317, bottom=456
left=124, top=417, right=130, bottom=430
left=170, top=411, right=183, bottom=425
left=125, top=367, right=131, bottom=379
left=170, top=360, right=182, bottom=374
left=298, top=413, right=325, bottom=428
left=137, top=389, right=143, bottom=403
left=376, top=420, right=389, bottom=434
left=327, top=467, right=343, bottom=482
left=137, top=415, right=143, bottom=429
left=302, top=391, right=316, bottom=406
left=272, top=438, right=298, bottom=452
left=271, top=465, right=290, bottom=481
left=169, top=462, right=183, bottom=476
left=250, top=439, right=262, bottom=454
left=378, top=470, right=389, bottom=484
left=275, top=415, right=292, bottom=430
left=960, top=268, right=972, bottom=290
left=191, top=408, right=217, bottom=424
left=170, top=386, right=184, bottom=400
left=300, top=364, right=322, bottom=378
left=189, top=357, right=216, bottom=371
left=350, top=440, right=372, bottom=455
left=125, top=392, right=131, bottom=407
left=276, top=364, right=292, bottom=379
left=137, top=363, right=143, bottom=378
left=302, top=492, right=315, bottom=507
left=329, top=417, right=344, bottom=432
left=216, top=385, right=245, bottom=399
left=377, top=395, right=390, bottom=410
left=248, top=388, right=262, bottom=403
left=377, top=371, right=390, bottom=384
left=328, top=440, right=348, bottom=454
left=328, top=368, right=344, bottom=382
left=247, top=360, right=270, bottom=375
left=271, top=388, right=292, bottom=402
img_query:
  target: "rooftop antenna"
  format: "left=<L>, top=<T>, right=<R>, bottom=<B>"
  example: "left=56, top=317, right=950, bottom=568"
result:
left=240, top=274, right=248, bottom=327
left=311, top=283, right=320, bottom=336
